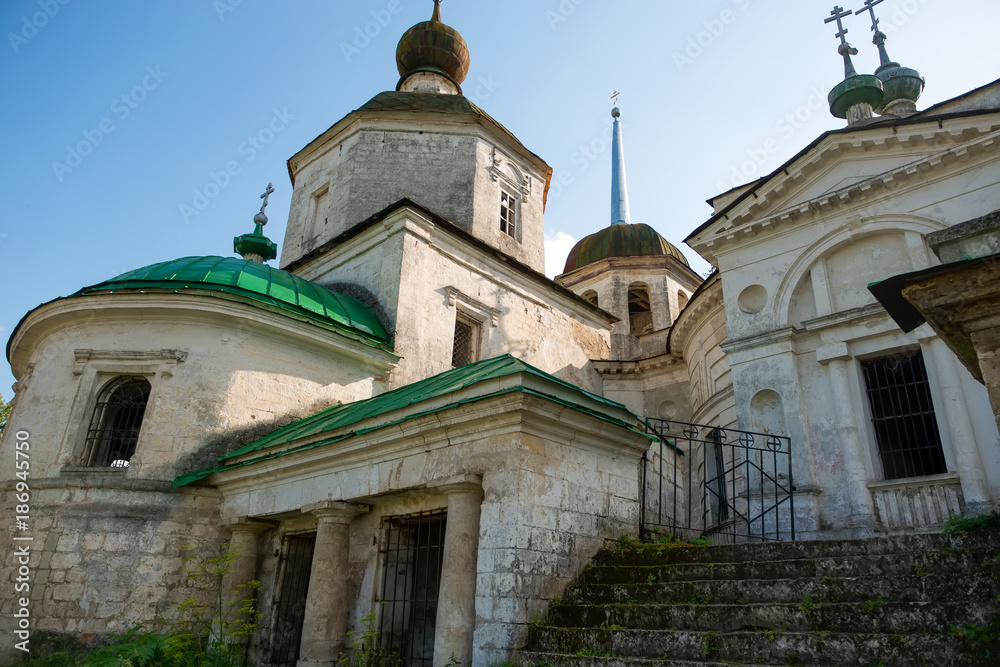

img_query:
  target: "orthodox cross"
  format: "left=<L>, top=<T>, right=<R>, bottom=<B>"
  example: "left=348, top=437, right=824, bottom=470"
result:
left=259, top=182, right=274, bottom=214
left=611, top=90, right=620, bottom=107
left=825, top=6, right=854, bottom=46
left=855, top=0, right=886, bottom=32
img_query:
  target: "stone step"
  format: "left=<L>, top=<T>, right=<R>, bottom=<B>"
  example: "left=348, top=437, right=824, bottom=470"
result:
left=522, top=626, right=989, bottom=665
left=565, top=572, right=1000, bottom=605
left=595, top=532, right=1000, bottom=568
left=580, top=548, right=998, bottom=585
left=545, top=601, right=998, bottom=635
left=512, top=653, right=786, bottom=667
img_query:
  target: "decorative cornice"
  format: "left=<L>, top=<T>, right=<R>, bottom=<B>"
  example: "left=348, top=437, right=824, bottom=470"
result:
left=690, top=123, right=1000, bottom=260
left=73, top=348, right=187, bottom=377
left=445, top=286, right=501, bottom=327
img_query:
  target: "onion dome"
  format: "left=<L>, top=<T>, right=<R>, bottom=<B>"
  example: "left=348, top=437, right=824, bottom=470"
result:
left=563, top=223, right=690, bottom=274
left=396, top=0, right=470, bottom=91
left=855, top=1, right=924, bottom=116
left=825, top=6, right=883, bottom=124
left=75, top=256, right=392, bottom=348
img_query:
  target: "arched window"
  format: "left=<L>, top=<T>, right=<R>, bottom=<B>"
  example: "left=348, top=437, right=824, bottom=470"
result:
left=582, top=290, right=599, bottom=307
left=83, top=376, right=151, bottom=467
left=628, top=284, right=653, bottom=335
left=678, top=290, right=689, bottom=312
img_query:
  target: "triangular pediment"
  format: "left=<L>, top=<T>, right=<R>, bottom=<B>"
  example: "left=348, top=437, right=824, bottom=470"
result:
left=686, top=108, right=1000, bottom=261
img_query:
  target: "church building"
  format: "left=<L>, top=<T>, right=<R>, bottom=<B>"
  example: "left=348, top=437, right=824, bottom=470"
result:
left=2, top=2, right=998, bottom=666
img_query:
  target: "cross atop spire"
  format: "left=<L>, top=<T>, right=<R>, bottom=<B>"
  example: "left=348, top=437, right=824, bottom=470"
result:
left=855, top=0, right=886, bottom=33
left=825, top=6, right=854, bottom=46
left=611, top=90, right=620, bottom=107
left=259, top=182, right=274, bottom=217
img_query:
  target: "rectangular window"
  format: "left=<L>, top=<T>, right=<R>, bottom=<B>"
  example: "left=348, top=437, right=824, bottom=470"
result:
left=499, top=190, right=517, bottom=239
left=451, top=314, right=480, bottom=368
left=378, top=510, right=447, bottom=667
left=269, top=532, right=317, bottom=666
left=861, top=351, right=947, bottom=480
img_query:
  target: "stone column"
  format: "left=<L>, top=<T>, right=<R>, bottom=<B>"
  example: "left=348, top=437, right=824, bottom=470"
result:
left=430, top=476, right=485, bottom=667
left=297, top=502, right=369, bottom=667
left=817, top=343, right=876, bottom=533
left=222, top=519, right=274, bottom=614
left=925, top=336, right=990, bottom=511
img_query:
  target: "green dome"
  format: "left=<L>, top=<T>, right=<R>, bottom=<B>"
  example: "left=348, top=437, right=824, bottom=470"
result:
left=563, top=224, right=689, bottom=274
left=76, top=256, right=392, bottom=348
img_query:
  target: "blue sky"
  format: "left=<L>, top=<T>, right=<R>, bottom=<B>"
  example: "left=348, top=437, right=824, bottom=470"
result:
left=2, top=0, right=998, bottom=398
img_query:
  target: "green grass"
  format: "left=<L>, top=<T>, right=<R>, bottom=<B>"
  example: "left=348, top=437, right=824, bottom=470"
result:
left=943, top=511, right=1000, bottom=534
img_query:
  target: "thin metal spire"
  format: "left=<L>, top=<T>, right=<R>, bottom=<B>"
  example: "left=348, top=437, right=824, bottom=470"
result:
left=431, top=0, right=442, bottom=22
left=610, top=97, right=630, bottom=226
left=855, top=0, right=895, bottom=69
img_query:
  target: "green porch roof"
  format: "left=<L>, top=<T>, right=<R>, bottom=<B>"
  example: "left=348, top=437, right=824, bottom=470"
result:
left=76, top=256, right=392, bottom=349
left=173, top=354, right=651, bottom=487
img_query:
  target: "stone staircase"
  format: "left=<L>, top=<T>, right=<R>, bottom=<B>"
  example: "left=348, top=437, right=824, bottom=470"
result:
left=515, top=532, right=1000, bottom=666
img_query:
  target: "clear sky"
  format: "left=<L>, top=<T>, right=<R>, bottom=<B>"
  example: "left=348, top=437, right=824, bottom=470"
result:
left=2, top=0, right=998, bottom=398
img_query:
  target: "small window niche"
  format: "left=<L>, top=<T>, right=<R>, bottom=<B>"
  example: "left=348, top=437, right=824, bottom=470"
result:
left=628, top=284, right=653, bottom=336
left=499, top=189, right=518, bottom=241
left=451, top=312, right=482, bottom=368
left=82, top=376, right=151, bottom=468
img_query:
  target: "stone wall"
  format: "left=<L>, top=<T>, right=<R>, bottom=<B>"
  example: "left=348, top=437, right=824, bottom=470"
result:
left=0, top=480, right=225, bottom=658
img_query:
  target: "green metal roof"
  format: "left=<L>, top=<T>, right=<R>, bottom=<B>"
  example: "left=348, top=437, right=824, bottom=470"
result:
left=76, top=256, right=392, bottom=349
left=563, top=223, right=690, bottom=274
left=173, top=354, right=651, bottom=487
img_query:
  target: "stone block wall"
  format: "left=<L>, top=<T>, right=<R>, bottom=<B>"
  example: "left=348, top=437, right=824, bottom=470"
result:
left=0, top=481, right=226, bottom=658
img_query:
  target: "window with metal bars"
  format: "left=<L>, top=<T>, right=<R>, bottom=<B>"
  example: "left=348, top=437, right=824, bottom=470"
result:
left=268, top=532, right=316, bottom=666
left=451, top=314, right=480, bottom=368
left=499, top=190, right=517, bottom=239
left=82, top=376, right=151, bottom=467
left=861, top=351, right=947, bottom=480
left=378, top=510, right=447, bottom=667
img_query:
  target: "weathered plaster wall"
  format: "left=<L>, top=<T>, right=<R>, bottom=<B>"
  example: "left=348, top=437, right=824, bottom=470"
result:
left=2, top=298, right=388, bottom=481
left=293, top=210, right=611, bottom=394
left=283, top=117, right=548, bottom=274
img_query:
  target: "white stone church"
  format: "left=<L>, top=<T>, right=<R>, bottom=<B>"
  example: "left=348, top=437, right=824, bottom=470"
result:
left=2, top=3, right=999, bottom=666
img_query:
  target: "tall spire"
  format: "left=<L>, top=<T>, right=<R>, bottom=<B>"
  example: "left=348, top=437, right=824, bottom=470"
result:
left=610, top=102, right=631, bottom=226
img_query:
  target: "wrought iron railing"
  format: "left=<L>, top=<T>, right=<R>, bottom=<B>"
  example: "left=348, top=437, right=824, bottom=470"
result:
left=640, top=419, right=795, bottom=543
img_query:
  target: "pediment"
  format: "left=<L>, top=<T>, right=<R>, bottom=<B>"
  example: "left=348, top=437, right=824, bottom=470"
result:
left=687, top=111, right=1000, bottom=261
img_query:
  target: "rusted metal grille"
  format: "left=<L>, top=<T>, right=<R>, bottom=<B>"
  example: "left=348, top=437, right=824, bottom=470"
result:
left=82, top=376, right=150, bottom=467
left=500, top=191, right=516, bottom=238
left=451, top=317, right=476, bottom=367
left=378, top=510, right=447, bottom=667
left=862, top=352, right=946, bottom=480
left=269, top=532, right=316, bottom=666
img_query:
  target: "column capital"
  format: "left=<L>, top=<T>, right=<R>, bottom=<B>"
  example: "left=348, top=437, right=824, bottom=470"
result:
left=302, top=501, right=369, bottom=523
left=426, top=474, right=484, bottom=499
left=225, top=517, right=278, bottom=534
left=816, top=342, right=852, bottom=365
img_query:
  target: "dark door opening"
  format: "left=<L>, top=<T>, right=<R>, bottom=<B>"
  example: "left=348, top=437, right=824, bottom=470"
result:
left=378, top=510, right=447, bottom=667
left=269, top=532, right=316, bottom=666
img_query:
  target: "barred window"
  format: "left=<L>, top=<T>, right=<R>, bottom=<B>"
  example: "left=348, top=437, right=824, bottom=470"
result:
left=82, top=376, right=151, bottom=468
left=499, top=190, right=517, bottom=239
left=451, top=314, right=480, bottom=368
left=861, top=352, right=947, bottom=480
